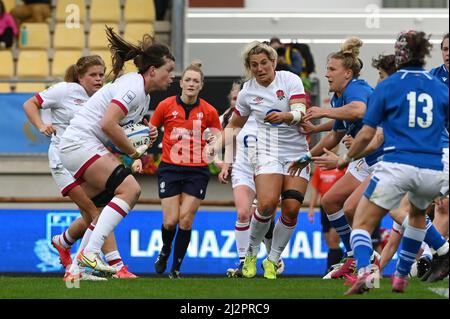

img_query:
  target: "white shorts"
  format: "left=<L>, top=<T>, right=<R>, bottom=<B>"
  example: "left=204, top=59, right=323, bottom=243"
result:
left=231, top=161, right=256, bottom=192
left=346, top=158, right=371, bottom=182
left=59, top=136, right=110, bottom=181
left=254, top=155, right=310, bottom=181
left=48, top=143, right=80, bottom=196
left=440, top=148, right=449, bottom=196
left=365, top=161, right=445, bottom=210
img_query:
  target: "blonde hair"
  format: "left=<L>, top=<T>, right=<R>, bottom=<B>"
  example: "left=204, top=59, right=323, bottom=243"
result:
left=242, top=41, right=277, bottom=80
left=328, top=37, right=364, bottom=78
left=181, top=59, right=204, bottom=82
left=64, top=55, right=106, bottom=83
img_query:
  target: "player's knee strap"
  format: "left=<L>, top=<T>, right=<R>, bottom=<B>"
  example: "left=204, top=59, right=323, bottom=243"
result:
left=91, top=190, right=114, bottom=208
left=105, top=165, right=131, bottom=194
left=281, top=189, right=304, bottom=204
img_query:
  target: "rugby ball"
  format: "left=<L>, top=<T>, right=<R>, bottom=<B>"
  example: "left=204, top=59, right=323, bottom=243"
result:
left=122, top=123, right=151, bottom=148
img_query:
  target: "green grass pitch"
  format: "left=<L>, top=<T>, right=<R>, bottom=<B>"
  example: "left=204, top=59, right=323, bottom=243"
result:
left=0, top=276, right=447, bottom=299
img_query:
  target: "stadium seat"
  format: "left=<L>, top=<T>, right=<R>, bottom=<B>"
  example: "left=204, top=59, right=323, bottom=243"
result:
left=55, top=0, right=86, bottom=23
left=0, top=51, right=14, bottom=79
left=19, top=23, right=50, bottom=50
left=17, top=51, right=49, bottom=78
left=124, top=23, right=154, bottom=43
left=3, top=0, right=16, bottom=12
left=53, top=23, right=85, bottom=50
left=88, top=23, right=119, bottom=50
left=124, top=0, right=156, bottom=23
left=90, top=0, right=120, bottom=23
left=0, top=83, right=12, bottom=93
left=52, top=50, right=84, bottom=77
left=14, top=82, right=48, bottom=93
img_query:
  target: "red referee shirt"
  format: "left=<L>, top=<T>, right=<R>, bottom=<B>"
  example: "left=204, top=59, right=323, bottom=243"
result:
left=151, top=95, right=221, bottom=166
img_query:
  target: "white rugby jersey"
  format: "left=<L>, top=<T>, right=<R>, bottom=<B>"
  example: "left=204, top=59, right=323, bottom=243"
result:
left=37, top=82, right=89, bottom=146
left=63, top=72, right=150, bottom=145
left=235, top=115, right=258, bottom=165
left=235, top=71, right=308, bottom=161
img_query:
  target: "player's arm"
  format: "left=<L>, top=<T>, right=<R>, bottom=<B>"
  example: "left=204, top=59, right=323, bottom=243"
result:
left=304, top=101, right=366, bottom=122
left=358, top=127, right=384, bottom=158
left=23, top=96, right=56, bottom=137
left=212, top=112, right=248, bottom=155
left=264, top=97, right=307, bottom=125
left=301, top=119, right=335, bottom=135
left=101, top=103, right=145, bottom=159
left=288, top=130, right=345, bottom=176
left=337, top=125, right=376, bottom=169
left=312, top=127, right=384, bottom=170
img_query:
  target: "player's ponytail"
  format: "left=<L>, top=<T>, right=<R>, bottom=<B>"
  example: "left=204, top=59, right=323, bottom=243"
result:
left=328, top=37, right=364, bottom=78
left=106, top=25, right=174, bottom=81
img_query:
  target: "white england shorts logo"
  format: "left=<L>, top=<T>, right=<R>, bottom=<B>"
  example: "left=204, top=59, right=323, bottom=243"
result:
left=34, top=212, right=80, bottom=272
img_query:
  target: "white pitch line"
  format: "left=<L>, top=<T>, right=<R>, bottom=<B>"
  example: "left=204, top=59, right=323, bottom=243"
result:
left=428, top=288, right=449, bottom=298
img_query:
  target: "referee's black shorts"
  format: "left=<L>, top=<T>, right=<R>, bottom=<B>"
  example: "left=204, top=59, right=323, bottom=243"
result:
left=157, top=161, right=210, bottom=200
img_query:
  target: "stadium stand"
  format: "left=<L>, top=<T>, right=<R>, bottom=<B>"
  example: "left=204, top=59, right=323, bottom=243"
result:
left=51, top=50, right=84, bottom=77
left=53, top=22, right=85, bottom=50
left=124, top=23, right=154, bottom=42
left=17, top=50, right=49, bottom=78
left=1, top=0, right=167, bottom=92
left=14, top=82, right=47, bottom=92
left=88, top=23, right=119, bottom=50
left=18, top=23, right=50, bottom=50
left=0, top=50, right=14, bottom=78
left=3, top=0, right=16, bottom=12
left=55, top=0, right=86, bottom=23
left=90, top=0, right=120, bottom=23
left=124, top=0, right=156, bottom=23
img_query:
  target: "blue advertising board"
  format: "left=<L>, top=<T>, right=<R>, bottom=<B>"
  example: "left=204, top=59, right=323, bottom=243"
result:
left=0, top=209, right=397, bottom=276
left=0, top=93, right=51, bottom=154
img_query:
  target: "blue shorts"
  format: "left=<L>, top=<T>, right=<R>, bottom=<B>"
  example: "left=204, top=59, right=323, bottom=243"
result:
left=157, top=161, right=210, bottom=200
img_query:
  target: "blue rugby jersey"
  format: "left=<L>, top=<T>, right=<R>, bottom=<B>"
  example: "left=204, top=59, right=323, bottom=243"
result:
left=331, top=78, right=383, bottom=166
left=429, top=64, right=449, bottom=149
left=364, top=67, right=449, bottom=170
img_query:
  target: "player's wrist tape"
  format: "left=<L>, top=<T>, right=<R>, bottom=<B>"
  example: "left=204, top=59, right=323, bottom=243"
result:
left=295, top=151, right=312, bottom=164
left=129, top=145, right=148, bottom=159
left=289, top=103, right=306, bottom=125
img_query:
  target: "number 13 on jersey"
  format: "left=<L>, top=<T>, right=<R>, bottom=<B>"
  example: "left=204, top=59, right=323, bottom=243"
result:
left=407, top=91, right=433, bottom=128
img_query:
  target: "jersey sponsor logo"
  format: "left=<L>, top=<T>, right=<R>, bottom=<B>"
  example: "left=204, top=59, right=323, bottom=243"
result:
left=73, top=99, right=86, bottom=106
left=122, top=90, right=137, bottom=105
left=252, top=97, right=264, bottom=105
left=276, top=89, right=286, bottom=100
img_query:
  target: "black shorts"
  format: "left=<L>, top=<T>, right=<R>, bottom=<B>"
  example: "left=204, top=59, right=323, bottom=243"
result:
left=157, top=161, right=210, bottom=200
left=320, top=206, right=333, bottom=233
